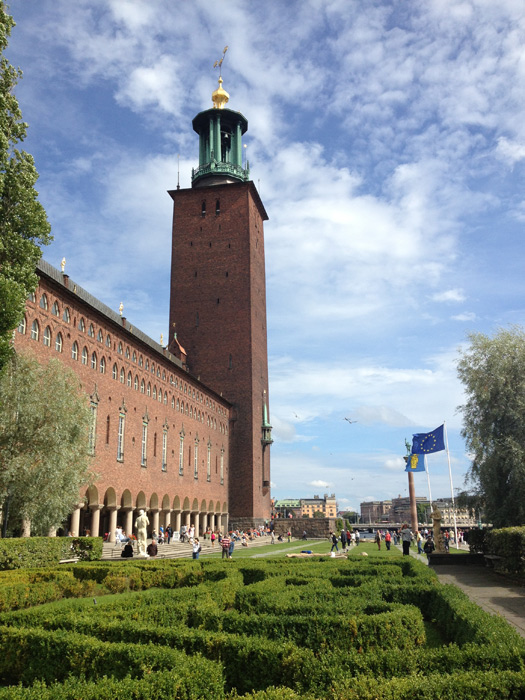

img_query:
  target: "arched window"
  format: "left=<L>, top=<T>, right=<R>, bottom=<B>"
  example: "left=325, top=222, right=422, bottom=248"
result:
left=139, top=355, right=143, bottom=367
left=27, top=291, right=36, bottom=302
left=140, top=379, right=145, bottom=394
left=120, top=368, right=125, bottom=383
left=78, top=317, right=85, bottom=332
left=118, top=342, right=123, bottom=354
left=18, top=317, right=26, bottom=334
left=82, top=347, right=88, bottom=365
left=88, top=324, right=95, bottom=338
left=125, top=346, right=130, bottom=359
left=43, top=326, right=51, bottom=347
left=97, top=329, right=103, bottom=342
left=153, top=386, right=157, bottom=399
left=177, top=399, right=180, bottom=411
left=112, top=363, right=118, bottom=380
left=72, top=341, right=78, bottom=360
left=145, top=359, right=149, bottom=371
left=147, top=382, right=151, bottom=397
left=62, top=307, right=70, bottom=322
left=55, top=332, right=63, bottom=353
left=100, top=357, right=106, bottom=374
left=106, top=334, right=111, bottom=347
left=127, top=371, right=132, bottom=387
left=151, top=362, right=155, bottom=374
left=162, top=370, right=166, bottom=381
left=171, top=396, right=175, bottom=409
left=39, top=294, right=48, bottom=310
left=134, top=375, right=138, bottom=390
left=157, top=367, right=161, bottom=377
left=51, top=301, right=59, bottom=316
left=91, top=352, right=97, bottom=370
left=132, top=351, right=137, bottom=363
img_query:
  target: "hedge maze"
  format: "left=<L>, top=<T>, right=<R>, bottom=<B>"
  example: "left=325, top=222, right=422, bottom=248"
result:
left=0, top=556, right=524, bottom=698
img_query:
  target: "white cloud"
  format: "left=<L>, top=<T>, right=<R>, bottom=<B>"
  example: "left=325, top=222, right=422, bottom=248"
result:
left=309, top=480, right=331, bottom=490
left=432, top=289, right=466, bottom=303
left=451, top=312, right=477, bottom=322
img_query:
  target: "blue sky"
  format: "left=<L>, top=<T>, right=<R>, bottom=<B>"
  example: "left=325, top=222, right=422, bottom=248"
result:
left=7, top=0, right=525, bottom=513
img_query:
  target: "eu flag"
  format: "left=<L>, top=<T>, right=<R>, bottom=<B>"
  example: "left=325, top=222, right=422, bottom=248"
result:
left=411, top=424, right=445, bottom=454
left=405, top=453, right=425, bottom=472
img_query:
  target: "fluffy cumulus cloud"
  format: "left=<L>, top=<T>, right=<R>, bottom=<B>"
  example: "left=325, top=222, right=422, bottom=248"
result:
left=7, top=0, right=525, bottom=506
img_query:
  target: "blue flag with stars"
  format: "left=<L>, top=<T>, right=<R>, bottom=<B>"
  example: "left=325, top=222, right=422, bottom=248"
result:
left=405, top=453, right=425, bottom=472
left=411, top=424, right=445, bottom=454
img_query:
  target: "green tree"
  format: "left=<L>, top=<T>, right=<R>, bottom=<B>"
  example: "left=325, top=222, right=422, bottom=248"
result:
left=0, top=352, right=95, bottom=536
left=312, top=510, right=324, bottom=518
left=0, top=4, right=51, bottom=369
left=457, top=327, right=525, bottom=528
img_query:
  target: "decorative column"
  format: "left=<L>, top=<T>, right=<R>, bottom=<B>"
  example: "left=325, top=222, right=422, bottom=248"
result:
left=108, top=506, right=120, bottom=543
left=124, top=509, right=133, bottom=538
left=152, top=509, right=160, bottom=536
left=221, top=513, right=228, bottom=533
left=70, top=505, right=81, bottom=537
left=174, top=510, right=181, bottom=533
left=90, top=504, right=103, bottom=538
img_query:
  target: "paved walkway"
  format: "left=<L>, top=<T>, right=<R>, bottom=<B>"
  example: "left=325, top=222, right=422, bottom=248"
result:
left=399, top=546, right=525, bottom=638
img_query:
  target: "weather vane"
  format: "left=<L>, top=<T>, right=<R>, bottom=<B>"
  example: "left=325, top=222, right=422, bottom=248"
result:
left=213, top=46, right=229, bottom=77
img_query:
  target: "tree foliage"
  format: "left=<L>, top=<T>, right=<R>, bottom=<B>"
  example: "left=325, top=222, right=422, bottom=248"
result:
left=0, top=352, right=95, bottom=535
left=0, top=4, right=51, bottom=369
left=457, top=327, right=525, bottom=528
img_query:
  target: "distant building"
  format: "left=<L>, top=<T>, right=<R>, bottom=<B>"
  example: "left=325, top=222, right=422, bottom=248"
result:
left=360, top=500, right=392, bottom=523
left=273, top=494, right=337, bottom=519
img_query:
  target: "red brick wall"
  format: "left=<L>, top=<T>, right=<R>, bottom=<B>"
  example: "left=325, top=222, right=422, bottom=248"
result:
left=14, top=268, right=230, bottom=533
left=168, top=181, right=271, bottom=525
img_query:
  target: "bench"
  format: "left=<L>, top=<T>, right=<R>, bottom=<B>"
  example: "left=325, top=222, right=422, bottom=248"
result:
left=484, top=554, right=503, bottom=568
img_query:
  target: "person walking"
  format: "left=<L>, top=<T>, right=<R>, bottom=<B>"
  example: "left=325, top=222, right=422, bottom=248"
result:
left=375, top=530, right=381, bottom=550
left=423, top=535, right=435, bottom=563
left=417, top=530, right=424, bottom=555
left=400, top=524, right=412, bottom=556
left=330, top=531, right=339, bottom=553
left=192, top=537, right=201, bottom=560
left=221, top=534, right=231, bottom=559
left=384, top=530, right=391, bottom=551
left=355, top=529, right=360, bottom=546
left=340, top=529, right=347, bottom=551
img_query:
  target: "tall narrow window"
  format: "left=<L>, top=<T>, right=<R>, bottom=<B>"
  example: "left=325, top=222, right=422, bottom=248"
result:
left=153, top=432, right=157, bottom=457
left=63, top=307, right=70, bottom=322
left=43, top=326, right=51, bottom=347
left=39, top=294, right=48, bottom=310
left=201, top=200, right=206, bottom=216
left=91, top=352, right=97, bottom=370
left=82, top=347, right=88, bottom=365
left=97, top=329, right=103, bottom=342
left=207, top=441, right=212, bottom=482
left=78, top=317, right=85, bottom=332
left=72, top=341, right=78, bottom=360
left=179, top=428, right=185, bottom=475
left=120, top=368, right=125, bottom=383
left=106, top=415, right=110, bottom=444
left=127, top=371, right=132, bottom=387
left=141, top=412, right=148, bottom=467
left=194, top=436, right=199, bottom=479
left=117, top=409, right=126, bottom=461
left=220, top=448, right=224, bottom=485
left=88, top=324, right=95, bottom=338
left=216, top=199, right=220, bottom=215
left=51, top=301, right=59, bottom=316
left=100, top=357, right=106, bottom=374
left=55, top=332, right=63, bottom=353
left=18, top=317, right=26, bottom=334
left=162, top=422, right=168, bottom=472
left=112, top=363, right=118, bottom=380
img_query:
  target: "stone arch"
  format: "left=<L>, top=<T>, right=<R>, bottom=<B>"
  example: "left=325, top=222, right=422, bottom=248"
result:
left=85, top=485, right=99, bottom=507
left=192, top=498, right=199, bottom=512
left=136, top=491, right=147, bottom=510
left=104, top=487, right=117, bottom=508
left=182, top=497, right=191, bottom=512
left=173, top=495, right=181, bottom=511
left=161, top=494, right=170, bottom=510
left=200, top=499, right=207, bottom=512
left=208, top=500, right=214, bottom=512
left=120, top=489, right=133, bottom=509
left=149, top=493, right=159, bottom=510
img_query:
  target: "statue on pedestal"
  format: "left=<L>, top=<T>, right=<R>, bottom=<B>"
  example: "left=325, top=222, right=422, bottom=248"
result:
left=431, top=506, right=447, bottom=553
left=135, top=509, right=150, bottom=557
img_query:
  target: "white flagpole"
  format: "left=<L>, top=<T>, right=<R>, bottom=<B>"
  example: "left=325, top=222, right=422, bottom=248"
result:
left=424, top=453, right=433, bottom=516
left=443, top=421, right=458, bottom=546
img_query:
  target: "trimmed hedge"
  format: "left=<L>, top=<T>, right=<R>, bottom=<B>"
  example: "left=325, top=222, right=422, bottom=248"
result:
left=0, top=537, right=102, bottom=571
left=0, top=557, right=524, bottom=698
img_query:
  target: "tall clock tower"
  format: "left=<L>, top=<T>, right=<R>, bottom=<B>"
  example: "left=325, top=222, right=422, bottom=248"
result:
left=168, top=76, right=272, bottom=529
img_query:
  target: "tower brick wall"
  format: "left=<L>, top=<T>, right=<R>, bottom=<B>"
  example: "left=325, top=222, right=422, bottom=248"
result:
left=168, top=181, right=271, bottom=527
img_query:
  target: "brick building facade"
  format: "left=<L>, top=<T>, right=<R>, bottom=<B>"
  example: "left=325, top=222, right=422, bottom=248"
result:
left=13, top=77, right=272, bottom=538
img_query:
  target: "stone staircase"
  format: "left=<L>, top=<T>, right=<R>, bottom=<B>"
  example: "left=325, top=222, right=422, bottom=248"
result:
left=101, top=535, right=273, bottom=561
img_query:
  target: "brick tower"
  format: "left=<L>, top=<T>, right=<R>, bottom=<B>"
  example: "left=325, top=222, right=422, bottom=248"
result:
left=168, top=75, right=272, bottom=530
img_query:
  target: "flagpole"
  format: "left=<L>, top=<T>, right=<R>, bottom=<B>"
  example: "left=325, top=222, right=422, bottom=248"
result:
left=424, top=453, right=433, bottom=520
left=443, top=421, right=458, bottom=546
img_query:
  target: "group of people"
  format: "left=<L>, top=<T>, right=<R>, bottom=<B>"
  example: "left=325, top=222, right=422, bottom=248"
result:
left=329, top=528, right=361, bottom=552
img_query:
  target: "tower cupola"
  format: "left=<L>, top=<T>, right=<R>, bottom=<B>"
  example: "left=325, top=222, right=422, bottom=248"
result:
left=191, top=75, right=250, bottom=187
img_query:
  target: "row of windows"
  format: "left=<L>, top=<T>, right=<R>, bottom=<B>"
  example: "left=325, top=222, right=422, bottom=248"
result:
left=26, top=300, right=225, bottom=415
left=92, top=405, right=225, bottom=484
left=19, top=317, right=228, bottom=433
